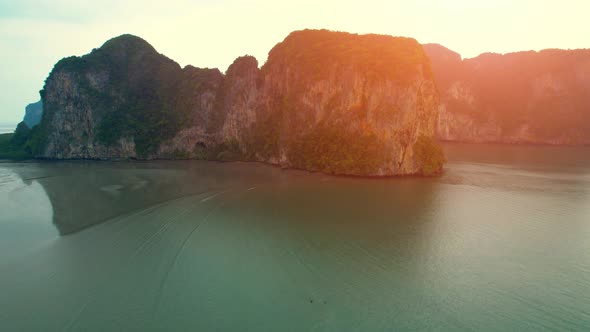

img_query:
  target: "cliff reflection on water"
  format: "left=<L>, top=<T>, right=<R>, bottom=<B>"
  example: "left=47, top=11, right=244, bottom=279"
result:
left=1, top=143, right=590, bottom=331
left=9, top=160, right=300, bottom=235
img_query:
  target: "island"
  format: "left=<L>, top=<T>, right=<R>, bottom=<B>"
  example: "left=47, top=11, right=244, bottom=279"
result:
left=9, top=29, right=445, bottom=176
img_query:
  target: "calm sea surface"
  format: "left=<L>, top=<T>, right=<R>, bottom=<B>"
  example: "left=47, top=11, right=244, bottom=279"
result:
left=0, top=124, right=15, bottom=134
left=1, top=143, right=589, bottom=331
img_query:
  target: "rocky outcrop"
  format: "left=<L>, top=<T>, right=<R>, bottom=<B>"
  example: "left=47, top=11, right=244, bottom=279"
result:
left=424, top=44, right=590, bottom=144
left=38, top=35, right=188, bottom=159
left=245, top=31, right=440, bottom=175
left=23, top=101, right=43, bottom=128
left=30, top=30, right=444, bottom=176
left=156, top=66, right=224, bottom=159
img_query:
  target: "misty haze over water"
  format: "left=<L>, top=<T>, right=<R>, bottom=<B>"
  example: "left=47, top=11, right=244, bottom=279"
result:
left=0, top=123, right=15, bottom=134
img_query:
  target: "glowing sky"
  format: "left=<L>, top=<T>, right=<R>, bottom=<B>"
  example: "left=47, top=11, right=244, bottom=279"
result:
left=1, top=0, right=589, bottom=123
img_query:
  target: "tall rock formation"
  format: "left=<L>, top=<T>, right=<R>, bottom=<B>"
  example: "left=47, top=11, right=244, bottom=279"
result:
left=29, top=30, right=444, bottom=176
left=424, top=44, right=590, bottom=144
left=23, top=101, right=43, bottom=128
left=245, top=30, right=441, bottom=175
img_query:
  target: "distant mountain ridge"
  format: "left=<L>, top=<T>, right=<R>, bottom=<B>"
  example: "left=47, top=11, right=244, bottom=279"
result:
left=424, top=43, right=590, bottom=144
left=23, top=101, right=43, bottom=128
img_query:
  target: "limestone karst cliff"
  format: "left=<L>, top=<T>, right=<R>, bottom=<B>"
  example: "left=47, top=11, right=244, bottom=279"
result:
left=26, top=30, right=444, bottom=176
left=424, top=44, right=590, bottom=144
left=23, top=101, right=43, bottom=128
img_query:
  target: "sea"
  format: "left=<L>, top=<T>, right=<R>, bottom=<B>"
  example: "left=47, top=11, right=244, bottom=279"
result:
left=0, top=143, right=589, bottom=331
left=0, top=123, right=16, bottom=134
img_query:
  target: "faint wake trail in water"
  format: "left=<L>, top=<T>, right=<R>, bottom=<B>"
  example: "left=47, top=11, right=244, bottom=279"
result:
left=62, top=190, right=222, bottom=332
left=152, top=189, right=233, bottom=318
left=84, top=189, right=225, bottom=237
left=200, top=191, right=227, bottom=203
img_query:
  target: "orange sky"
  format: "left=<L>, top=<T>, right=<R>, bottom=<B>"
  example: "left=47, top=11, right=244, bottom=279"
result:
left=1, top=0, right=589, bottom=123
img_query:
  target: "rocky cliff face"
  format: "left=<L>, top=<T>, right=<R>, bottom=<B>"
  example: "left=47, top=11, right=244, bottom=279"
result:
left=424, top=44, right=590, bottom=144
left=245, top=31, right=440, bottom=175
left=38, top=35, right=192, bottom=159
left=23, top=101, right=43, bottom=128
left=31, top=30, right=443, bottom=176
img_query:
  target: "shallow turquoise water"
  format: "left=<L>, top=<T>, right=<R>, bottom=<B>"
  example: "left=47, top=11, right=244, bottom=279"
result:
left=1, top=143, right=590, bottom=331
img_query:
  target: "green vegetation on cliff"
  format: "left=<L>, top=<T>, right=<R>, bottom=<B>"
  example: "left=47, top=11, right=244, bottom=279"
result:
left=0, top=134, right=19, bottom=159
left=413, top=136, right=446, bottom=176
left=0, top=122, right=34, bottom=159
left=46, top=35, right=196, bottom=157
left=287, top=122, right=390, bottom=175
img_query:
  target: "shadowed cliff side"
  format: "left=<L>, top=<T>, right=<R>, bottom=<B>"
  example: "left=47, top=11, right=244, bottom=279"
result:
left=26, top=30, right=444, bottom=176
left=23, top=101, right=43, bottom=128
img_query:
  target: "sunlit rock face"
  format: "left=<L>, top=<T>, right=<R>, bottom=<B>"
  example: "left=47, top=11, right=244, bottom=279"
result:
left=424, top=43, right=590, bottom=145
left=243, top=30, right=441, bottom=175
left=34, top=30, right=443, bottom=176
